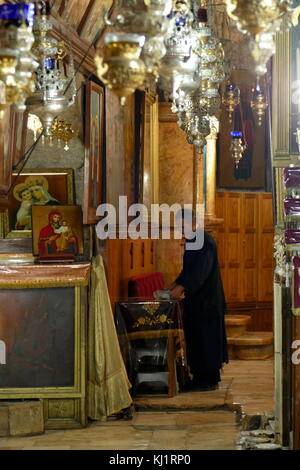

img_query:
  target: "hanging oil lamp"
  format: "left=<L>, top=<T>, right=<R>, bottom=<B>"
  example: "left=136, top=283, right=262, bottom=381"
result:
left=230, top=131, right=245, bottom=168
left=250, top=82, right=268, bottom=126
left=222, top=82, right=240, bottom=124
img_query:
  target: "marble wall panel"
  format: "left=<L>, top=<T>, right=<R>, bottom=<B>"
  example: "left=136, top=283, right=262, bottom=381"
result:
left=158, top=104, right=194, bottom=206
left=155, top=238, right=185, bottom=288
left=156, top=103, right=196, bottom=285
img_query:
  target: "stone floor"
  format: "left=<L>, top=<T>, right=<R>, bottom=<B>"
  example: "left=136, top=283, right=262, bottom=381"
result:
left=134, top=360, right=274, bottom=417
left=222, top=359, right=274, bottom=417
left=0, top=359, right=274, bottom=450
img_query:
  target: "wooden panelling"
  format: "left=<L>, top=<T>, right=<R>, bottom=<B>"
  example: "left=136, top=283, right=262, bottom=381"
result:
left=227, top=306, right=273, bottom=332
left=244, top=232, right=256, bottom=267
left=259, top=193, right=274, bottom=232
left=227, top=232, right=241, bottom=266
left=258, top=193, right=274, bottom=303
left=63, top=0, right=91, bottom=30
left=243, top=193, right=257, bottom=230
left=215, top=189, right=226, bottom=215
left=216, top=191, right=274, bottom=329
left=215, top=230, right=226, bottom=268
left=243, top=269, right=257, bottom=302
left=214, top=192, right=226, bottom=269
left=106, top=239, right=123, bottom=304
left=226, top=267, right=242, bottom=302
left=107, top=238, right=156, bottom=304
left=242, top=194, right=258, bottom=302
left=227, top=193, right=241, bottom=230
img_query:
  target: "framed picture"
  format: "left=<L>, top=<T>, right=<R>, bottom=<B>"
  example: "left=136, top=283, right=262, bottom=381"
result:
left=0, top=286, right=75, bottom=388
left=138, top=91, right=159, bottom=212
left=0, top=106, right=27, bottom=196
left=32, top=205, right=84, bottom=261
left=83, top=80, right=104, bottom=224
left=217, top=69, right=269, bottom=190
left=6, top=168, right=74, bottom=238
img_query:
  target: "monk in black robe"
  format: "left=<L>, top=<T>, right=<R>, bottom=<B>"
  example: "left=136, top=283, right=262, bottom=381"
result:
left=169, top=228, right=228, bottom=391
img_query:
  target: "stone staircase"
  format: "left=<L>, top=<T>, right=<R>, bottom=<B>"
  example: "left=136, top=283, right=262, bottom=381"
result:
left=225, top=315, right=273, bottom=360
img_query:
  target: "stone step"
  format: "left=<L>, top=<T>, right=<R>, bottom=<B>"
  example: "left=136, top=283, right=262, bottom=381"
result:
left=227, top=331, right=274, bottom=360
left=227, top=337, right=237, bottom=360
left=0, top=400, right=44, bottom=437
left=225, top=314, right=251, bottom=338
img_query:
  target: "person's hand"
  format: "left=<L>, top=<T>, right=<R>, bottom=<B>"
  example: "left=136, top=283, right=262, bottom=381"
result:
left=169, top=284, right=184, bottom=299
left=165, top=282, right=176, bottom=290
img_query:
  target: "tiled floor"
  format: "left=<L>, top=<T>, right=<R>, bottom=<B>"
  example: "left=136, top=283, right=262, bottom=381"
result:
left=0, top=359, right=274, bottom=450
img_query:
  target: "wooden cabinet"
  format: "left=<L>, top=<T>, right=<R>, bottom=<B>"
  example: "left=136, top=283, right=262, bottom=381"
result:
left=215, top=191, right=274, bottom=322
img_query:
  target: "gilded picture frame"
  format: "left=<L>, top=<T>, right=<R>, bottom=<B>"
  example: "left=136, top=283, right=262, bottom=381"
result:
left=0, top=107, right=27, bottom=197
left=0, top=284, right=87, bottom=429
left=139, top=91, right=159, bottom=213
left=83, top=80, right=104, bottom=225
left=31, top=204, right=84, bottom=260
left=5, top=168, right=74, bottom=239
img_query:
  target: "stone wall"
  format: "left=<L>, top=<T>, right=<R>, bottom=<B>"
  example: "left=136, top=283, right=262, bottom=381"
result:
left=23, top=73, right=85, bottom=206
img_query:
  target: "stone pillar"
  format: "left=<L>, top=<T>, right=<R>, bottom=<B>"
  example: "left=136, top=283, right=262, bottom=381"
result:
left=192, top=149, right=204, bottom=210
left=192, top=119, right=223, bottom=236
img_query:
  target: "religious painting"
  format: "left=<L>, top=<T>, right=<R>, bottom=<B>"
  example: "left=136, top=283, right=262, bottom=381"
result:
left=5, top=168, right=74, bottom=239
left=0, top=286, right=75, bottom=388
left=83, top=80, right=104, bottom=224
left=217, top=69, right=270, bottom=190
left=32, top=205, right=84, bottom=261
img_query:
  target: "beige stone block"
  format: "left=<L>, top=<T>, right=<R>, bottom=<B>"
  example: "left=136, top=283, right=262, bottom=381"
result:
left=8, top=401, right=44, bottom=437
left=23, top=446, right=72, bottom=450
left=133, top=412, right=177, bottom=426
left=0, top=437, right=36, bottom=448
left=187, top=440, right=237, bottom=450
left=175, top=410, right=236, bottom=426
left=0, top=405, right=9, bottom=437
left=148, top=429, right=187, bottom=450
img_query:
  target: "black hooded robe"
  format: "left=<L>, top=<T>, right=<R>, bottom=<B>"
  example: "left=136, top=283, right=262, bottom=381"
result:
left=175, top=231, right=228, bottom=386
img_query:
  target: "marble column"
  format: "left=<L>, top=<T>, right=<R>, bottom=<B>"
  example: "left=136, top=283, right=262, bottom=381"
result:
left=205, top=125, right=218, bottom=219
left=193, top=119, right=223, bottom=235
left=192, top=148, right=204, bottom=210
